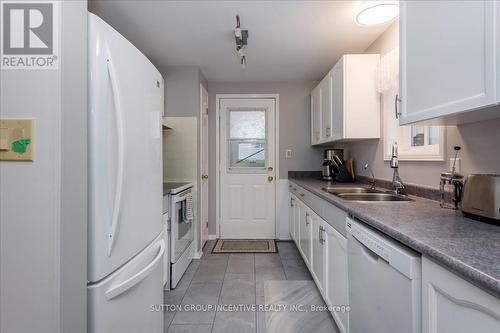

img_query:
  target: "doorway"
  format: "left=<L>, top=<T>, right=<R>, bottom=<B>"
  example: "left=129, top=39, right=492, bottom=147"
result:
left=216, top=95, right=278, bottom=239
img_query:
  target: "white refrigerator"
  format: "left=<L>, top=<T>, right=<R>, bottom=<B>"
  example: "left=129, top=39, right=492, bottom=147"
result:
left=87, top=13, right=164, bottom=333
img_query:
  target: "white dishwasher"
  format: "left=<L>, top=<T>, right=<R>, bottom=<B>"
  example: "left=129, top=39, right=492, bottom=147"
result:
left=346, top=217, right=421, bottom=333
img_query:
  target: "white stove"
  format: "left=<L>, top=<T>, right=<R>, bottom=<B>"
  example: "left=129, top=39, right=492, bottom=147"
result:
left=162, top=182, right=194, bottom=289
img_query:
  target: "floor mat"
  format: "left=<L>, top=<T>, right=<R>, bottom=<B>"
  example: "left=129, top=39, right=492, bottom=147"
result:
left=212, top=239, right=277, bottom=253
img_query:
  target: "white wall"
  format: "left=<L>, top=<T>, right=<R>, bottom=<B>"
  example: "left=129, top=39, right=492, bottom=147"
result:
left=207, top=81, right=324, bottom=235
left=0, top=1, right=87, bottom=332
left=335, top=19, right=500, bottom=188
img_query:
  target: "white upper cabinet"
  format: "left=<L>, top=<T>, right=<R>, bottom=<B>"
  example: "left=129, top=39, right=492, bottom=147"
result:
left=400, top=0, right=500, bottom=125
left=331, top=61, right=344, bottom=141
left=311, top=85, right=322, bottom=145
left=311, top=54, right=380, bottom=145
left=320, top=72, right=333, bottom=142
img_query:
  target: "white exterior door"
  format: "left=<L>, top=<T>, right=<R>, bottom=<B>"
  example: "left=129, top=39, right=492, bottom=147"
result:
left=200, top=85, right=209, bottom=248
left=219, top=98, right=276, bottom=239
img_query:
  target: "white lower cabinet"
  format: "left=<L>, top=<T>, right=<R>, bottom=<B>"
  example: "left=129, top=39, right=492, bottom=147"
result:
left=290, top=183, right=500, bottom=333
left=422, top=257, right=500, bottom=333
left=311, top=213, right=325, bottom=294
left=299, top=207, right=312, bottom=268
left=289, top=187, right=349, bottom=332
left=323, top=222, right=349, bottom=333
left=289, top=193, right=297, bottom=242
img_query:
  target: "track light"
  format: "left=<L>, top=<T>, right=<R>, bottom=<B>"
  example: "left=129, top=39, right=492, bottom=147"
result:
left=234, top=15, right=248, bottom=68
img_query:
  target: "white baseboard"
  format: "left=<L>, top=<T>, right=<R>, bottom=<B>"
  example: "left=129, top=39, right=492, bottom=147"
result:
left=208, top=234, right=217, bottom=240
left=192, top=251, right=203, bottom=259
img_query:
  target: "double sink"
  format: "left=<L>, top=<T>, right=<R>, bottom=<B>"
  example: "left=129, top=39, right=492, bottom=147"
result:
left=322, top=186, right=413, bottom=202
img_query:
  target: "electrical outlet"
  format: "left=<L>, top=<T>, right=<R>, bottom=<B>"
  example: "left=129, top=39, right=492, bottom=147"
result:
left=285, top=149, right=292, bottom=159
left=449, top=158, right=461, bottom=173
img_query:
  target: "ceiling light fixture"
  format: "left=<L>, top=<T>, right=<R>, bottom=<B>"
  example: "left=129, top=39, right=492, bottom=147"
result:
left=356, top=1, right=399, bottom=25
left=234, top=15, right=248, bottom=68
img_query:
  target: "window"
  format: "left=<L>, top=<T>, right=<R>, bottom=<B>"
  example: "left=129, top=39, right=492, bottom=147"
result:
left=227, top=109, right=267, bottom=170
left=383, top=91, right=445, bottom=161
left=376, top=48, right=445, bottom=161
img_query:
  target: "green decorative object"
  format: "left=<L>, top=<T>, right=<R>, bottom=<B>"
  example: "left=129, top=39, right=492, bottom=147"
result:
left=12, top=138, right=31, bottom=154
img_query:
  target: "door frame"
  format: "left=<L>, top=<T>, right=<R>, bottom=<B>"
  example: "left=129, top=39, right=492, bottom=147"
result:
left=215, top=94, right=280, bottom=239
left=199, top=84, right=209, bottom=251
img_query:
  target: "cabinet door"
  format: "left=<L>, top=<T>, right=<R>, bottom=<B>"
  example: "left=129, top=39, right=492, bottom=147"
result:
left=295, top=199, right=305, bottom=252
left=289, top=193, right=296, bottom=241
left=331, top=60, right=344, bottom=140
left=324, top=223, right=349, bottom=333
left=320, top=73, right=333, bottom=141
left=400, top=0, right=497, bottom=124
left=311, top=215, right=325, bottom=294
left=422, top=257, right=500, bottom=333
left=299, top=207, right=312, bottom=268
left=311, top=86, right=322, bottom=145
left=295, top=200, right=301, bottom=245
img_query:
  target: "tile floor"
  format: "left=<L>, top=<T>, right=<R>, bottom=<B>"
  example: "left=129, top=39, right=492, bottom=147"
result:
left=164, top=241, right=339, bottom=333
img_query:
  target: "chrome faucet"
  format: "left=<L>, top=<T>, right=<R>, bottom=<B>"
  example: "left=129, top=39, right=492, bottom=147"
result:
left=390, top=143, right=407, bottom=195
left=364, top=163, right=376, bottom=190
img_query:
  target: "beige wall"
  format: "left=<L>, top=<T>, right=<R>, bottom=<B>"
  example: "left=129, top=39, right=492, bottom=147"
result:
left=207, top=81, right=324, bottom=234
left=335, top=19, right=500, bottom=188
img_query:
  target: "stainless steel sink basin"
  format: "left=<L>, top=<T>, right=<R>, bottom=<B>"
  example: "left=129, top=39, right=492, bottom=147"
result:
left=322, top=186, right=377, bottom=194
left=336, top=193, right=413, bottom=202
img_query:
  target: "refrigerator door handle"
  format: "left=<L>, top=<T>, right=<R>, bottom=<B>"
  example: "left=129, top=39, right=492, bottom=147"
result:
left=105, top=240, right=165, bottom=301
left=106, top=45, right=126, bottom=256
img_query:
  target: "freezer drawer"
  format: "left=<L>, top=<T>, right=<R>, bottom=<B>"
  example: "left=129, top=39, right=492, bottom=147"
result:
left=88, top=234, right=165, bottom=333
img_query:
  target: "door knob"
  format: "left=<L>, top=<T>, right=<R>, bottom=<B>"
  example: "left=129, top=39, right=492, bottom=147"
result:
left=267, top=166, right=273, bottom=172
left=267, top=176, right=274, bottom=182
left=201, top=174, right=208, bottom=180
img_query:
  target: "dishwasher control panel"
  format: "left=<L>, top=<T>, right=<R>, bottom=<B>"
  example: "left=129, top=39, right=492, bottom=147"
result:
left=346, top=217, right=421, bottom=279
left=347, top=219, right=390, bottom=262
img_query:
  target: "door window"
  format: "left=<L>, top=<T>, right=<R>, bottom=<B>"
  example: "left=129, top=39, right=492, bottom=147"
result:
left=227, top=109, right=267, bottom=171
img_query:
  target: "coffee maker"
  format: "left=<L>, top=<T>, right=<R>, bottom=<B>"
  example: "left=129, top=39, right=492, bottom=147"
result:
left=322, top=149, right=342, bottom=181
left=322, top=149, right=354, bottom=182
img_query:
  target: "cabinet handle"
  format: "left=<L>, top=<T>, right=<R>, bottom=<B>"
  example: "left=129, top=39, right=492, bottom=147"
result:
left=395, top=94, right=401, bottom=119
left=290, top=198, right=294, bottom=207
left=318, top=226, right=322, bottom=243
left=319, top=226, right=325, bottom=244
left=326, top=127, right=331, bottom=137
left=305, top=212, right=310, bottom=225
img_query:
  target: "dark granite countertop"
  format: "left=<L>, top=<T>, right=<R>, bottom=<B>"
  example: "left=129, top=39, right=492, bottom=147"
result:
left=288, top=176, right=500, bottom=298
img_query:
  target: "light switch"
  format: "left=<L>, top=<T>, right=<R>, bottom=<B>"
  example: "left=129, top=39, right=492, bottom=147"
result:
left=285, top=149, right=292, bottom=159
left=0, top=119, right=34, bottom=161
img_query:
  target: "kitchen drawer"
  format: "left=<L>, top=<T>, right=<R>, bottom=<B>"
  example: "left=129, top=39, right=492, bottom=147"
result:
left=291, top=185, right=323, bottom=217
left=321, top=200, right=348, bottom=238
left=289, top=181, right=347, bottom=238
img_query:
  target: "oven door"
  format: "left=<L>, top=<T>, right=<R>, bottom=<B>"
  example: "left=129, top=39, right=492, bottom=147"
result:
left=170, top=190, right=193, bottom=263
